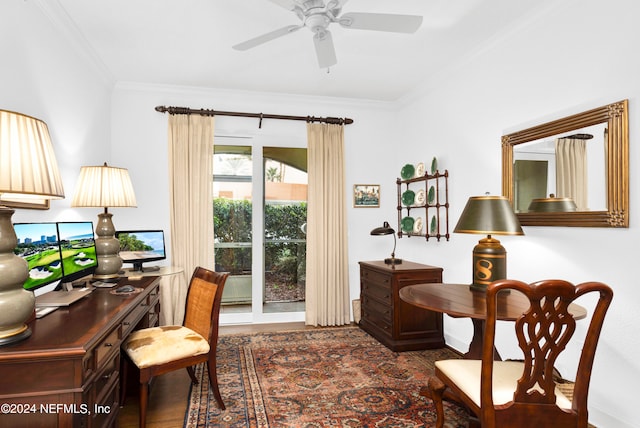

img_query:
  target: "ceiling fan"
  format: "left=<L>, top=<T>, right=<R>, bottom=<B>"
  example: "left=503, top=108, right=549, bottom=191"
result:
left=232, top=0, right=423, bottom=69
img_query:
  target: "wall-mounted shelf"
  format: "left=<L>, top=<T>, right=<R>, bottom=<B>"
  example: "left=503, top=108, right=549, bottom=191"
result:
left=396, top=170, right=449, bottom=241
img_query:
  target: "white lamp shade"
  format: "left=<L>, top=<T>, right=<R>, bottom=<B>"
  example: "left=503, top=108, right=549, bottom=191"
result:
left=0, top=110, right=65, bottom=199
left=71, top=163, right=137, bottom=208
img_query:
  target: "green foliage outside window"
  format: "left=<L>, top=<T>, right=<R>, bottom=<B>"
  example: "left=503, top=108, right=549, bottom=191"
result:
left=213, top=198, right=307, bottom=281
left=118, top=233, right=153, bottom=251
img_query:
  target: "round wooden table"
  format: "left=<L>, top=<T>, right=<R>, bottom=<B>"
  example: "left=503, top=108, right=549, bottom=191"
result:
left=399, top=282, right=586, bottom=359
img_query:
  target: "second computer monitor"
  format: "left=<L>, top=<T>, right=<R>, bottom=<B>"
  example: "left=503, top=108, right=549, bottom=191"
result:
left=116, top=230, right=166, bottom=271
left=57, top=221, right=98, bottom=284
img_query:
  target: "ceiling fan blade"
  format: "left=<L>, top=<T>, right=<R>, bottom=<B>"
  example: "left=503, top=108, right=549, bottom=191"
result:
left=339, top=12, right=423, bottom=33
left=313, top=30, right=337, bottom=69
left=233, top=25, right=302, bottom=51
left=267, top=0, right=298, bottom=11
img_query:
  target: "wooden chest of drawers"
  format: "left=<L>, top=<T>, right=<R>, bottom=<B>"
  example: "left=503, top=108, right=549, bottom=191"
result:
left=359, top=260, right=444, bottom=351
left=0, top=276, right=160, bottom=428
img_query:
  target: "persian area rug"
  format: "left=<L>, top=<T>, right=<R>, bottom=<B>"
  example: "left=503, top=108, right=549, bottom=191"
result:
left=184, top=326, right=468, bottom=427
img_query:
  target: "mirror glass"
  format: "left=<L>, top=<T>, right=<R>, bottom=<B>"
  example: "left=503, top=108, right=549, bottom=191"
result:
left=502, top=100, right=628, bottom=227
left=512, top=123, right=607, bottom=212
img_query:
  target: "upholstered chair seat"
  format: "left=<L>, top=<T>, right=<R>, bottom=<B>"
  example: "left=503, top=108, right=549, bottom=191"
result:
left=435, top=360, right=572, bottom=409
left=124, top=326, right=209, bottom=369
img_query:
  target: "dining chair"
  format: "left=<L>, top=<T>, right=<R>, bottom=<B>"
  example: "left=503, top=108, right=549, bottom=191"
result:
left=121, top=267, right=229, bottom=427
left=426, top=278, right=613, bottom=428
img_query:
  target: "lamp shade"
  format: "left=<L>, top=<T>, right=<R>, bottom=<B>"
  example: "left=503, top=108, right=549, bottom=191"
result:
left=370, top=221, right=395, bottom=236
left=71, top=163, right=137, bottom=208
left=454, top=195, right=523, bottom=236
left=0, top=110, right=65, bottom=199
left=527, top=194, right=577, bottom=212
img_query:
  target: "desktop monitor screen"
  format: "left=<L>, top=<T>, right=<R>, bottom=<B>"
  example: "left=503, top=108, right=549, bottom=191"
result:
left=57, top=221, right=98, bottom=283
left=116, top=230, right=166, bottom=271
left=13, top=222, right=63, bottom=291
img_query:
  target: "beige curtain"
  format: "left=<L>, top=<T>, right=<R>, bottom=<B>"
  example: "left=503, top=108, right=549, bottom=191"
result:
left=165, top=114, right=215, bottom=325
left=305, top=123, right=350, bottom=326
left=556, top=138, right=588, bottom=210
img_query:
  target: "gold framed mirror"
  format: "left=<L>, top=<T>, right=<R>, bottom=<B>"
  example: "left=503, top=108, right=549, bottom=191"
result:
left=502, top=100, right=628, bottom=227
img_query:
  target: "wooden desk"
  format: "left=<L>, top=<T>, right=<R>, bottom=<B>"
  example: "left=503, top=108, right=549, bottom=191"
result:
left=399, top=283, right=586, bottom=359
left=0, top=276, right=160, bottom=428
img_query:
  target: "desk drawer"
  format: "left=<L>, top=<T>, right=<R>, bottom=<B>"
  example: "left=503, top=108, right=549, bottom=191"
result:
left=361, top=269, right=391, bottom=288
left=361, top=295, right=392, bottom=324
left=361, top=279, right=392, bottom=305
left=121, top=304, right=146, bottom=338
left=93, top=352, right=119, bottom=403
left=95, top=327, right=121, bottom=370
left=92, top=378, right=119, bottom=428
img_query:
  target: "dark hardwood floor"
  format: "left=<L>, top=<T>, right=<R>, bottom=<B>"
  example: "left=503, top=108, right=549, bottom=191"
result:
left=117, top=322, right=312, bottom=428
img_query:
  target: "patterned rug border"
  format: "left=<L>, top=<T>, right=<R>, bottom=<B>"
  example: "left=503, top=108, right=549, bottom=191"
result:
left=184, top=326, right=468, bottom=428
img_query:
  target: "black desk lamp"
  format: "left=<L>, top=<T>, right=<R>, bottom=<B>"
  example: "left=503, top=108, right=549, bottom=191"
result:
left=370, top=221, right=402, bottom=264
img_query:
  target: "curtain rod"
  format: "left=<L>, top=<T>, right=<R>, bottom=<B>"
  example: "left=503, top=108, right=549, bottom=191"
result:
left=155, top=105, right=353, bottom=128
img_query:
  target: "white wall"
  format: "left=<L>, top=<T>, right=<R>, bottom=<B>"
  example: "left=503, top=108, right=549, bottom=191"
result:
left=395, top=0, right=640, bottom=426
left=1, top=0, right=113, bottom=225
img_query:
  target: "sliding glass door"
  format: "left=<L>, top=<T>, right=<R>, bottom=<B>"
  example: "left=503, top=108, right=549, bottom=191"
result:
left=213, top=140, right=307, bottom=323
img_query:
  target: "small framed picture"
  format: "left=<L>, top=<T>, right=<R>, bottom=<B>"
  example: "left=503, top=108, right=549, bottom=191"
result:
left=353, top=184, right=380, bottom=208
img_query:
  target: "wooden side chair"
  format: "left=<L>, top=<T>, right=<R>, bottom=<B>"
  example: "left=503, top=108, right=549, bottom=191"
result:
left=426, top=279, right=613, bottom=428
left=121, top=267, right=229, bottom=427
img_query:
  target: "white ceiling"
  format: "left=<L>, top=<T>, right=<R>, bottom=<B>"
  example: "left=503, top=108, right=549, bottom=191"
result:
left=46, top=0, right=555, bottom=102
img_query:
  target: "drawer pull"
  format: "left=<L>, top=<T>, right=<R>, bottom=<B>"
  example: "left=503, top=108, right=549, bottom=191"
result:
left=123, top=321, right=131, bottom=326
left=104, top=343, right=113, bottom=347
left=102, top=372, right=112, bottom=380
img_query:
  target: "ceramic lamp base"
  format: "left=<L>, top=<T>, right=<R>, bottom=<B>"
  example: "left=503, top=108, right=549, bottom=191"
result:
left=0, top=206, right=34, bottom=347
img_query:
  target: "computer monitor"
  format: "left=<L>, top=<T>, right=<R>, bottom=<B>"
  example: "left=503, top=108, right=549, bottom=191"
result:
left=13, top=222, right=63, bottom=292
left=116, top=230, right=166, bottom=272
left=57, top=221, right=98, bottom=285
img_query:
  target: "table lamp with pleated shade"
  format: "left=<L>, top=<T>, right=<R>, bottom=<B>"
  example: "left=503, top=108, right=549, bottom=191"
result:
left=72, top=163, right=137, bottom=281
left=0, top=110, right=65, bottom=345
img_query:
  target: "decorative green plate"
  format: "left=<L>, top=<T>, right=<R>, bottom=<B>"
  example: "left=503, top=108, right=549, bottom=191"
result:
left=430, top=215, right=438, bottom=234
left=428, top=186, right=436, bottom=204
left=400, top=164, right=415, bottom=180
left=401, top=216, right=415, bottom=233
left=402, top=189, right=415, bottom=206
left=431, top=157, right=438, bottom=174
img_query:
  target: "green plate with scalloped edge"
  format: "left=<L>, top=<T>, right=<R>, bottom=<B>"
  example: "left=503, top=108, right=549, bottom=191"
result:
left=402, top=190, right=415, bottom=206
left=401, top=216, right=415, bottom=233
left=400, top=164, right=415, bottom=180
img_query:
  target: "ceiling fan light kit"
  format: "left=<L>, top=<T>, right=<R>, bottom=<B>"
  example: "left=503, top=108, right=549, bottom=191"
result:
left=232, top=0, right=423, bottom=69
